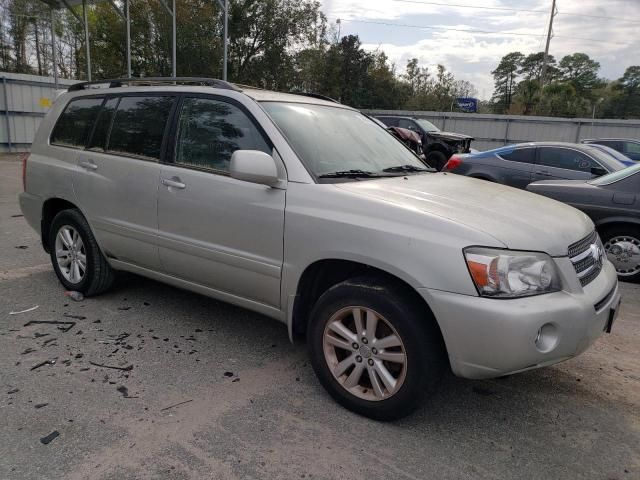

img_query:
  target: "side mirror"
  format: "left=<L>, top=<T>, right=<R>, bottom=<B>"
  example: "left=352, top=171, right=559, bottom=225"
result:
left=230, top=150, right=279, bottom=187
left=590, top=166, right=607, bottom=177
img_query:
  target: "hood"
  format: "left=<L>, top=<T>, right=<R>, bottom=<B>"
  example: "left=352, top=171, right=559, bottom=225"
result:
left=428, top=131, right=474, bottom=141
left=336, top=173, right=593, bottom=256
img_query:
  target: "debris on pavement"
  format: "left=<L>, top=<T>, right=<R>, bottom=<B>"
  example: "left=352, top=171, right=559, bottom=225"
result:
left=117, top=386, right=129, bottom=397
left=34, top=403, right=48, bottom=409
left=63, top=313, right=86, bottom=320
left=64, top=291, right=84, bottom=302
left=30, top=359, right=56, bottom=371
left=40, top=431, right=60, bottom=445
left=24, top=320, right=75, bottom=333
left=223, top=371, right=234, bottom=377
left=7, top=388, right=19, bottom=394
left=89, top=361, right=133, bottom=371
left=160, top=399, right=193, bottom=412
left=14, top=245, right=28, bottom=249
left=9, top=305, right=39, bottom=315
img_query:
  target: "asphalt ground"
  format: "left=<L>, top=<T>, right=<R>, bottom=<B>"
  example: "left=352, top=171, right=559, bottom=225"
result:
left=1, top=153, right=639, bottom=479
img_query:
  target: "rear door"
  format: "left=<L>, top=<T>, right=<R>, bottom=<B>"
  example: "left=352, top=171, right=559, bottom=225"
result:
left=495, top=147, right=536, bottom=188
left=532, top=146, right=597, bottom=182
left=74, top=94, right=176, bottom=269
left=156, top=95, right=285, bottom=308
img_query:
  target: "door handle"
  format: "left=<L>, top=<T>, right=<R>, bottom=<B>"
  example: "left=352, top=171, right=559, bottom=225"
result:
left=161, top=177, right=186, bottom=189
left=536, top=170, right=550, bottom=176
left=79, top=160, right=98, bottom=171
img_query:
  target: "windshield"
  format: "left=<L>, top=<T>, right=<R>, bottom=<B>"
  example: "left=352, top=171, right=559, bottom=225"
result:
left=414, top=118, right=440, bottom=132
left=262, top=102, right=427, bottom=178
left=589, top=163, right=640, bottom=185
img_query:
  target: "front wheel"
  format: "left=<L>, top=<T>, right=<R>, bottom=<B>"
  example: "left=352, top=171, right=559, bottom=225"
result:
left=49, top=209, right=115, bottom=296
left=425, top=150, right=448, bottom=171
left=600, top=225, right=640, bottom=282
left=307, top=277, right=446, bottom=420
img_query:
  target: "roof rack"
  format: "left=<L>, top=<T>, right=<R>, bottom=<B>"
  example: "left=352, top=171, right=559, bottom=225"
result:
left=68, top=77, right=240, bottom=92
left=292, top=92, right=341, bottom=104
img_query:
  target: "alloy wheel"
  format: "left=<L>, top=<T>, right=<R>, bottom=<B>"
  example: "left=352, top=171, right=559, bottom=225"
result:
left=604, top=235, right=640, bottom=276
left=54, top=225, right=86, bottom=284
left=323, top=306, right=407, bottom=401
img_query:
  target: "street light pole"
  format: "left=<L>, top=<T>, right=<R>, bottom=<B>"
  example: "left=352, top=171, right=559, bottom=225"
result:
left=125, top=0, right=131, bottom=77
left=223, top=0, right=228, bottom=81
left=171, top=0, right=176, bottom=77
left=50, top=8, right=58, bottom=89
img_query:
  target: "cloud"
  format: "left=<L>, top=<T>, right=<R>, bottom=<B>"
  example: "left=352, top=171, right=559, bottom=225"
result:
left=320, top=0, right=640, bottom=99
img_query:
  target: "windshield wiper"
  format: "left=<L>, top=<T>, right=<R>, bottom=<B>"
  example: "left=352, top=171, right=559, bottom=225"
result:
left=318, top=169, right=382, bottom=178
left=382, top=164, right=432, bottom=173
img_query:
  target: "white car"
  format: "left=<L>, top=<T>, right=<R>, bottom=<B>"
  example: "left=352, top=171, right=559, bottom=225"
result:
left=19, top=78, right=621, bottom=420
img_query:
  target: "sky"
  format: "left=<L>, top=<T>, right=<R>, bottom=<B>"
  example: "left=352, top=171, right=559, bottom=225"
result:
left=320, top=0, right=640, bottom=100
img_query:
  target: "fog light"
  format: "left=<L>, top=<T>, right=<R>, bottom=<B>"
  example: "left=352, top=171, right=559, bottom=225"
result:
left=534, top=323, right=558, bottom=353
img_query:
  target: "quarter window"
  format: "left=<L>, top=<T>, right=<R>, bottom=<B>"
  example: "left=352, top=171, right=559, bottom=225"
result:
left=175, top=97, right=270, bottom=172
left=107, top=96, right=174, bottom=160
left=50, top=97, right=103, bottom=148
left=500, top=148, right=535, bottom=163
left=538, top=147, right=597, bottom=172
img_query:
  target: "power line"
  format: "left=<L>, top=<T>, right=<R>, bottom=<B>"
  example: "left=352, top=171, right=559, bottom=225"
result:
left=391, top=0, right=640, bottom=24
left=334, top=18, right=631, bottom=46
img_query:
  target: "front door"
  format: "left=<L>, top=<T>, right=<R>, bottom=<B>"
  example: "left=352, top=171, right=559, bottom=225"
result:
left=157, top=96, right=285, bottom=308
left=74, top=94, right=176, bottom=269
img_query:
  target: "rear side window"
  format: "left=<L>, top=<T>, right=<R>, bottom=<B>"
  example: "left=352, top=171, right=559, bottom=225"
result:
left=87, top=97, right=118, bottom=151
left=597, top=140, right=623, bottom=151
left=398, top=118, right=419, bottom=131
left=50, top=97, right=103, bottom=148
left=624, top=142, right=640, bottom=155
left=174, top=97, right=270, bottom=172
left=378, top=117, right=398, bottom=127
left=538, top=147, right=597, bottom=172
left=107, top=96, right=174, bottom=160
left=500, top=147, right=535, bottom=163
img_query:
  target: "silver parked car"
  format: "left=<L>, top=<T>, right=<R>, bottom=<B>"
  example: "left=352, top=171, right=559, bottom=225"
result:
left=19, top=78, right=621, bottom=420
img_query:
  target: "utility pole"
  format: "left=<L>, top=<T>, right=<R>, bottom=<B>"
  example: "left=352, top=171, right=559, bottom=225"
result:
left=540, top=0, right=557, bottom=88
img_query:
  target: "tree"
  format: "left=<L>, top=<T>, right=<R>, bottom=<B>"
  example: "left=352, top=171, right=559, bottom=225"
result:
left=491, top=51, right=524, bottom=113
left=519, top=51, right=558, bottom=84
left=558, top=53, right=603, bottom=98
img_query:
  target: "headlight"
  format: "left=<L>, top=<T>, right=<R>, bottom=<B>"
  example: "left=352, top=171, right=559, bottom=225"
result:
left=464, top=247, right=561, bottom=298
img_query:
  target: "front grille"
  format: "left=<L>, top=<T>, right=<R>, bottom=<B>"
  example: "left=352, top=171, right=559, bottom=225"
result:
left=568, top=231, right=604, bottom=287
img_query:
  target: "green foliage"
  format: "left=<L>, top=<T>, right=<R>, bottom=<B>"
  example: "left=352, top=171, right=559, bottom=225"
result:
left=492, top=50, right=638, bottom=119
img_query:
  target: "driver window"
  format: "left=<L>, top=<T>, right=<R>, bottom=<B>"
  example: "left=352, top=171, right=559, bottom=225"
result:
left=175, top=97, right=270, bottom=172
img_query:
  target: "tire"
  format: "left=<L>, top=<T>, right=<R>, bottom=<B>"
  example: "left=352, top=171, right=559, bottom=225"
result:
left=425, top=150, right=449, bottom=171
left=307, top=276, right=446, bottom=421
left=599, top=225, right=640, bottom=283
left=49, top=208, right=115, bottom=296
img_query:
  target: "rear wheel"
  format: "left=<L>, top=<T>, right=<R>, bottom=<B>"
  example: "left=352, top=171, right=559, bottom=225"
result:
left=307, top=276, right=446, bottom=420
left=49, top=209, right=114, bottom=296
left=600, top=225, right=640, bottom=282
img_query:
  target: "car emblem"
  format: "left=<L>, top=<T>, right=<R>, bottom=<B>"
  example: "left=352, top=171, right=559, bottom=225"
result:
left=590, top=243, right=604, bottom=268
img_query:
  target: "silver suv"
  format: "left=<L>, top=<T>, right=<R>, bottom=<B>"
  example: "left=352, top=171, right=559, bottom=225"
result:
left=19, top=78, right=621, bottom=420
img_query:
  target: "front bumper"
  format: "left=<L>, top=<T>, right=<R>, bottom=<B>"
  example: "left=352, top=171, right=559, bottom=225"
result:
left=420, top=259, right=620, bottom=379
